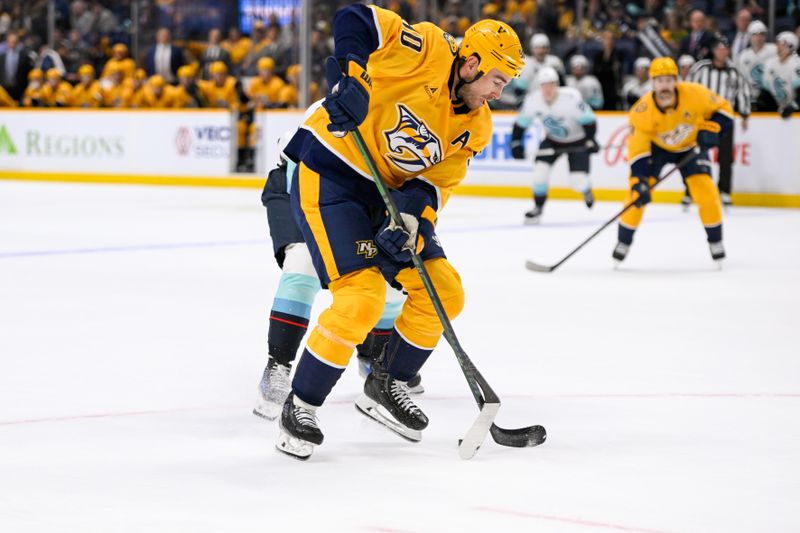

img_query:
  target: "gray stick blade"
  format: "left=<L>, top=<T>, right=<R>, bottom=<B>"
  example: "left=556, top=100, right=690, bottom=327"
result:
left=525, top=260, right=555, bottom=273
left=458, top=402, right=500, bottom=460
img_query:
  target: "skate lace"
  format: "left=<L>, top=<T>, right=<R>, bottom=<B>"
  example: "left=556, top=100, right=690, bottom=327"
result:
left=294, top=407, right=319, bottom=430
left=390, top=381, right=420, bottom=414
left=268, top=362, right=291, bottom=390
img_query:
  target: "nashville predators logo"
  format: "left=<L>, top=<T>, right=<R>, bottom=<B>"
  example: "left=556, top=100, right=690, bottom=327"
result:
left=384, top=104, right=442, bottom=173
left=657, top=123, right=694, bottom=146
left=356, top=240, right=378, bottom=259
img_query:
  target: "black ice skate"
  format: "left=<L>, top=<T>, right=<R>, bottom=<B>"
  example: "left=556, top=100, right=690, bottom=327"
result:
left=612, top=242, right=630, bottom=263
left=355, top=362, right=428, bottom=442
left=253, top=357, right=292, bottom=420
left=709, top=241, right=726, bottom=264
left=524, top=206, right=543, bottom=225
left=276, top=393, right=323, bottom=460
left=583, top=190, right=595, bottom=209
left=358, top=355, right=424, bottom=394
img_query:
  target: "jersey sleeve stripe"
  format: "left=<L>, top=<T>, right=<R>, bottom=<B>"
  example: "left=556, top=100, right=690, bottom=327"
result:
left=368, top=5, right=385, bottom=50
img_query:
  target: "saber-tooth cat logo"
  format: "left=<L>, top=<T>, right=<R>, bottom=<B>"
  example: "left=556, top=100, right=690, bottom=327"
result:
left=384, top=104, right=442, bottom=173
left=356, top=240, right=378, bottom=259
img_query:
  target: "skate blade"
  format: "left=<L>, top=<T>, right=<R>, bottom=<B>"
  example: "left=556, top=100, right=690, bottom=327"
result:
left=275, top=428, right=314, bottom=460
left=523, top=217, right=541, bottom=226
left=354, top=394, right=422, bottom=443
left=252, top=398, right=281, bottom=421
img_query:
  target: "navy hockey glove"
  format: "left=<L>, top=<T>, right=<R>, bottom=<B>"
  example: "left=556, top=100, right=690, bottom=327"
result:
left=323, top=55, right=371, bottom=136
left=631, top=178, right=651, bottom=207
left=375, top=192, right=436, bottom=263
left=510, top=123, right=526, bottom=159
left=696, top=120, right=721, bottom=150
left=585, top=138, right=600, bottom=153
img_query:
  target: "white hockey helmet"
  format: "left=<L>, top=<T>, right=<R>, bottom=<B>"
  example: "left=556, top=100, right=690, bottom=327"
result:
left=634, top=57, right=651, bottom=71
left=747, top=20, right=768, bottom=35
left=531, top=33, right=550, bottom=51
left=569, top=54, right=589, bottom=71
left=536, top=66, right=559, bottom=85
left=776, top=31, right=799, bottom=52
left=678, top=54, right=696, bottom=68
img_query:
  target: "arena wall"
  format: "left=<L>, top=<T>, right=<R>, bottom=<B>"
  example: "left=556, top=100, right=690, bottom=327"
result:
left=1, top=109, right=798, bottom=207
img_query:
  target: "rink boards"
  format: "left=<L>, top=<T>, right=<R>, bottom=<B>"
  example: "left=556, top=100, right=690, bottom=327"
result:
left=0, top=108, right=798, bottom=207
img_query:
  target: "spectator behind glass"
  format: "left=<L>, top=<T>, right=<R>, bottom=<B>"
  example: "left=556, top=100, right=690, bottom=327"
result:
left=661, top=9, right=688, bottom=54
left=592, top=29, right=623, bottom=110
left=729, top=9, right=753, bottom=61
left=144, top=28, right=185, bottom=83
left=0, top=31, right=34, bottom=101
left=222, top=28, right=253, bottom=68
left=200, top=29, right=232, bottom=80
left=680, top=10, right=714, bottom=60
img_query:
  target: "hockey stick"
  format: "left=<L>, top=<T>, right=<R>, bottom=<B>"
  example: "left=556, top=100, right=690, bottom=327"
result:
left=534, top=143, right=624, bottom=157
left=351, top=128, right=546, bottom=458
left=525, top=146, right=700, bottom=273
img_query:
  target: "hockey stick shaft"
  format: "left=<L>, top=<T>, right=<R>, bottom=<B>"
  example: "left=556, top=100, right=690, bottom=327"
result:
left=349, top=128, right=497, bottom=407
left=534, top=143, right=624, bottom=157
left=526, top=146, right=700, bottom=273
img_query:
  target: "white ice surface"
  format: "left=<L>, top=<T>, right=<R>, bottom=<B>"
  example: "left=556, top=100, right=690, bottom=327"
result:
left=1, top=181, right=799, bottom=533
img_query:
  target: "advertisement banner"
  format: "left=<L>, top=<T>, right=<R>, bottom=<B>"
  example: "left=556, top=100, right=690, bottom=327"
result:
left=255, top=110, right=800, bottom=196
left=0, top=110, right=235, bottom=177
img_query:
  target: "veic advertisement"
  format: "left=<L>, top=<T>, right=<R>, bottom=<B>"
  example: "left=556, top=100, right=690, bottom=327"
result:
left=0, top=110, right=235, bottom=176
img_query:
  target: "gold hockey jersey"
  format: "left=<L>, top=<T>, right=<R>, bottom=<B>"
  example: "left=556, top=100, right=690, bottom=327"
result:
left=628, top=81, right=734, bottom=164
left=302, top=5, right=492, bottom=207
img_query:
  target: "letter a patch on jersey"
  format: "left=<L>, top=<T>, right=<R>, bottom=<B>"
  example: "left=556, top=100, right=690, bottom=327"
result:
left=384, top=104, right=442, bottom=173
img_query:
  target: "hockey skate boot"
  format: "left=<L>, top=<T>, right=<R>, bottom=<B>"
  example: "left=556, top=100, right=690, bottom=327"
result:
left=720, top=192, right=733, bottom=209
left=276, top=393, right=323, bottom=460
left=681, top=194, right=692, bottom=212
left=583, top=190, right=595, bottom=209
left=359, top=355, right=425, bottom=394
left=355, top=362, right=428, bottom=442
left=612, top=241, right=630, bottom=263
left=253, top=357, right=292, bottom=420
left=524, top=206, right=543, bottom=225
left=709, top=241, right=726, bottom=263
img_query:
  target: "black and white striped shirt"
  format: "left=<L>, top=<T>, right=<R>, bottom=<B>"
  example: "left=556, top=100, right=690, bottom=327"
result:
left=688, top=59, right=751, bottom=116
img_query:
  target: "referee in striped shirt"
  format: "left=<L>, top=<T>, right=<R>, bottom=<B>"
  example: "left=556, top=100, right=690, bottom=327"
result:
left=688, top=35, right=751, bottom=207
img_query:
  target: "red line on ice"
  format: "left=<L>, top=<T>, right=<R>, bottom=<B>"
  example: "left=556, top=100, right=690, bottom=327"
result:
left=1, top=392, right=798, bottom=426
left=473, top=506, right=676, bottom=533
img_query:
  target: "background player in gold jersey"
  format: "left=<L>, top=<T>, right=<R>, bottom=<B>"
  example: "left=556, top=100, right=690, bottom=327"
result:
left=613, top=57, right=733, bottom=265
left=275, top=5, right=524, bottom=459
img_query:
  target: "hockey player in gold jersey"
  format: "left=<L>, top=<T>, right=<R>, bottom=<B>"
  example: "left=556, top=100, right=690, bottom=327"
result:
left=101, top=64, right=130, bottom=108
left=40, top=69, right=72, bottom=107
left=247, top=57, right=286, bottom=109
left=613, top=57, right=733, bottom=264
left=69, top=65, right=103, bottom=108
left=101, top=43, right=136, bottom=81
left=197, top=61, right=239, bottom=108
left=276, top=4, right=524, bottom=459
left=23, top=69, right=44, bottom=107
left=171, top=65, right=200, bottom=108
left=137, top=75, right=175, bottom=108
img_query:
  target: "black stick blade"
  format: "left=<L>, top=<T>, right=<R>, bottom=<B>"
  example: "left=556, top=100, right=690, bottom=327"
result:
left=490, top=423, right=547, bottom=447
left=525, top=260, right=556, bottom=273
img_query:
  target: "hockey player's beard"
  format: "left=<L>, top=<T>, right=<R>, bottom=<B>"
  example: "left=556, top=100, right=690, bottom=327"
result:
left=656, top=89, right=676, bottom=108
left=458, top=77, right=487, bottom=110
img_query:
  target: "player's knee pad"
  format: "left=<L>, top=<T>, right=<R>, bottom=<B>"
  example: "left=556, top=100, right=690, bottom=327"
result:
left=397, top=258, right=464, bottom=342
left=323, top=268, right=386, bottom=341
left=310, top=268, right=386, bottom=367
left=532, top=163, right=552, bottom=196
left=686, top=174, right=722, bottom=226
left=569, top=171, right=590, bottom=193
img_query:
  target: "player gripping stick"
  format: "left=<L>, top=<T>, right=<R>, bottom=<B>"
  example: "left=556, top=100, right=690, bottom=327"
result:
left=612, top=57, right=733, bottom=265
left=274, top=4, right=524, bottom=459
